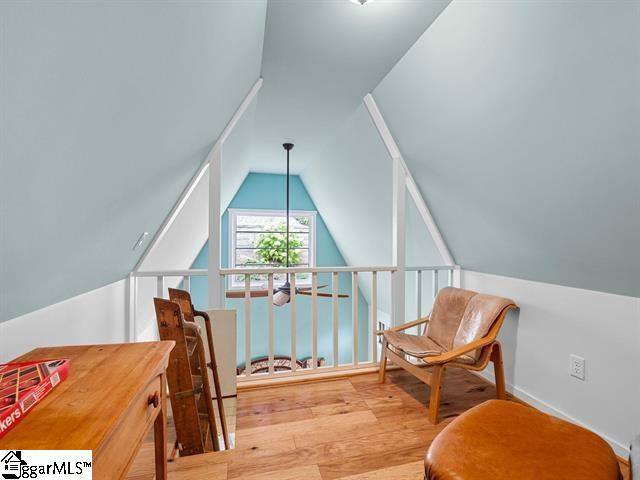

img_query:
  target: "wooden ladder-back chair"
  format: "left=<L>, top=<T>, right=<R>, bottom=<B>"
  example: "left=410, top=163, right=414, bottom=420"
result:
left=154, top=298, right=220, bottom=456
left=378, top=287, right=517, bottom=424
left=168, top=288, right=230, bottom=450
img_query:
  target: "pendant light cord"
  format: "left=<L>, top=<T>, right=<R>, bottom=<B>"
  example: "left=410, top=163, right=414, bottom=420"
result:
left=286, top=147, right=290, bottom=269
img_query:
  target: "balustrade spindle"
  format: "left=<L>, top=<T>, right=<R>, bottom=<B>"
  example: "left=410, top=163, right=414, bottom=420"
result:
left=352, top=272, right=359, bottom=365
left=244, top=275, right=251, bottom=377
left=290, top=274, right=297, bottom=372
left=332, top=272, right=339, bottom=367
left=268, top=273, right=275, bottom=375
left=156, top=276, right=164, bottom=299
left=311, top=273, right=318, bottom=370
left=371, top=271, right=378, bottom=363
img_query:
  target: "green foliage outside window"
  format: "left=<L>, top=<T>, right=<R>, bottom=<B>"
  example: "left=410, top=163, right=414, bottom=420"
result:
left=255, top=226, right=302, bottom=266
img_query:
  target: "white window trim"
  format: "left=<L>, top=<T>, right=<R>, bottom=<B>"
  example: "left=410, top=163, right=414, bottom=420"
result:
left=228, top=208, right=317, bottom=290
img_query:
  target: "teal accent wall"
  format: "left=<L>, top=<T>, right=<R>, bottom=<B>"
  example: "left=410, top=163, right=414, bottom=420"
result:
left=188, top=173, right=370, bottom=367
left=373, top=1, right=640, bottom=297
left=0, top=1, right=267, bottom=321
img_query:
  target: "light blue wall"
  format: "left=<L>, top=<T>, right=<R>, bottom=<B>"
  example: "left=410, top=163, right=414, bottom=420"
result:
left=0, top=1, right=267, bottom=321
left=373, top=0, right=640, bottom=297
left=189, top=173, right=369, bottom=367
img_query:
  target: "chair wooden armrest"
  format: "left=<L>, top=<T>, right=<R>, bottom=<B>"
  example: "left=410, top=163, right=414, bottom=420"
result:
left=375, top=316, right=430, bottom=335
left=422, top=335, right=495, bottom=364
left=193, top=309, right=210, bottom=323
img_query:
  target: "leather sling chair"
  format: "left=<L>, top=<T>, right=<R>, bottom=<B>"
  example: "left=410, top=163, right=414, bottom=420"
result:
left=377, top=287, right=517, bottom=424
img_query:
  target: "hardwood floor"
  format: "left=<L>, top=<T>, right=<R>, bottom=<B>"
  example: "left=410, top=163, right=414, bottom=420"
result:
left=127, top=368, right=630, bottom=480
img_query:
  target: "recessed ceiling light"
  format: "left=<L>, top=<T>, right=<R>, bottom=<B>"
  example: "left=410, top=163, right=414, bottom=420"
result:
left=349, top=0, right=374, bottom=5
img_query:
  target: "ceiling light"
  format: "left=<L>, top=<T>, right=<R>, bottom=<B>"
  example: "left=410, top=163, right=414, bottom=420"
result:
left=349, top=0, right=373, bottom=5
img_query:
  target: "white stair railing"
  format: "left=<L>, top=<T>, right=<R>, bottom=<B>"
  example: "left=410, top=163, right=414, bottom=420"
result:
left=131, top=264, right=459, bottom=384
left=219, top=266, right=394, bottom=382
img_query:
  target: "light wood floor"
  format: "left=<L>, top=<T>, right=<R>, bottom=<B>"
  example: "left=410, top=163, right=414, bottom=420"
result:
left=127, top=368, right=629, bottom=480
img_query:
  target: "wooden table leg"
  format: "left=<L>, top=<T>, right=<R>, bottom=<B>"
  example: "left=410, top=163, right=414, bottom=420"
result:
left=154, top=374, right=168, bottom=480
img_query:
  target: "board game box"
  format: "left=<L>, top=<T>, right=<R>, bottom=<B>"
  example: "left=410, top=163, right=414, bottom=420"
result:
left=0, top=359, right=69, bottom=439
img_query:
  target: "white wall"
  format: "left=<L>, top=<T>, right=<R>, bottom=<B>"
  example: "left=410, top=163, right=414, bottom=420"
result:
left=0, top=280, right=128, bottom=362
left=132, top=97, right=258, bottom=339
left=462, top=270, right=640, bottom=457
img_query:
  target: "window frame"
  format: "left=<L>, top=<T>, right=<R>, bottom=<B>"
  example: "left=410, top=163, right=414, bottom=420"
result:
left=228, top=208, right=317, bottom=290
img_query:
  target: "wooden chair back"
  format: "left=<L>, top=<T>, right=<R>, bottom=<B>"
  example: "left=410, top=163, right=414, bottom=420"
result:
left=154, top=297, right=219, bottom=455
left=168, top=288, right=230, bottom=450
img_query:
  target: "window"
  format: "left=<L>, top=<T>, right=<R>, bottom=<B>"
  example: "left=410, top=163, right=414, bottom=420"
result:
left=229, top=209, right=316, bottom=289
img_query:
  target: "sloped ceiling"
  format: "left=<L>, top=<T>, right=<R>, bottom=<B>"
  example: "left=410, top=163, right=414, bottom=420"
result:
left=241, top=0, right=452, bottom=173
left=227, top=0, right=452, bottom=316
left=4, top=0, right=637, bottom=324
left=0, top=1, right=267, bottom=321
left=372, top=0, right=640, bottom=297
left=301, top=104, right=443, bottom=318
left=142, top=0, right=452, bottom=278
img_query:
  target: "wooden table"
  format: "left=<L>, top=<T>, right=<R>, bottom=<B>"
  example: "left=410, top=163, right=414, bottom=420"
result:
left=0, top=342, right=174, bottom=480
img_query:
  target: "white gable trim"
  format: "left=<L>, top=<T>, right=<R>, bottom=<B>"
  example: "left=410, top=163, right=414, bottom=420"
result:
left=363, top=93, right=455, bottom=267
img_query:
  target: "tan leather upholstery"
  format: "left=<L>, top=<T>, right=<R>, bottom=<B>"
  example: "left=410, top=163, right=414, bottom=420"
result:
left=453, top=293, right=516, bottom=362
left=384, top=330, right=444, bottom=358
left=425, top=400, right=622, bottom=480
left=379, top=287, right=517, bottom=425
left=384, top=287, right=515, bottom=364
left=426, top=287, right=477, bottom=350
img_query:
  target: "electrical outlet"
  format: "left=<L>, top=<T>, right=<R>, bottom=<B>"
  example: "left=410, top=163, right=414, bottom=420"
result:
left=569, top=354, right=585, bottom=380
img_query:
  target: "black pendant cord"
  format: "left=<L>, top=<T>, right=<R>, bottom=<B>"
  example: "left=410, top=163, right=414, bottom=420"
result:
left=286, top=147, right=290, bottom=269
left=282, top=143, right=294, bottom=286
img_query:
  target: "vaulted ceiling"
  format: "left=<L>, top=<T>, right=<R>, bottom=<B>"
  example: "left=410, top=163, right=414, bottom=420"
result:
left=2, top=0, right=638, bottom=322
left=242, top=0, right=451, bottom=173
left=0, top=1, right=268, bottom=320
left=372, top=0, right=640, bottom=296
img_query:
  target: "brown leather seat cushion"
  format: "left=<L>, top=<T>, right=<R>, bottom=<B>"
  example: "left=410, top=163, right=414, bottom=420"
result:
left=425, top=400, right=622, bottom=480
left=383, top=330, right=444, bottom=357
left=383, top=330, right=476, bottom=364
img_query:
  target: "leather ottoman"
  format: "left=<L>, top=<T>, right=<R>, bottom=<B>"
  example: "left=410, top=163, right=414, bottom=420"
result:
left=425, top=399, right=621, bottom=480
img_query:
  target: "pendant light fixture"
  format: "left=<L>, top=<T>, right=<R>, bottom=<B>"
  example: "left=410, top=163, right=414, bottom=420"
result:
left=226, top=143, right=349, bottom=305
left=272, top=142, right=295, bottom=306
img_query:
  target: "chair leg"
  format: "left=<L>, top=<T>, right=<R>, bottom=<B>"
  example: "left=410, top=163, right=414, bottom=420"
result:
left=428, top=365, right=444, bottom=424
left=378, top=339, right=388, bottom=383
left=491, top=342, right=507, bottom=400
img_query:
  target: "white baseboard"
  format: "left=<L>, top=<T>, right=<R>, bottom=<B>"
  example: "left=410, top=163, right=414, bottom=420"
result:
left=476, top=369, right=629, bottom=458
left=461, top=269, right=637, bottom=460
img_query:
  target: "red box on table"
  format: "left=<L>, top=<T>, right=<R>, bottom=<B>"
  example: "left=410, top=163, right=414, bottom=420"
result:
left=0, top=359, right=69, bottom=439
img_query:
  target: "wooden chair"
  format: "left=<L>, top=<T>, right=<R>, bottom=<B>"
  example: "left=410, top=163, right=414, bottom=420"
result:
left=377, top=287, right=517, bottom=424
left=154, top=298, right=220, bottom=456
left=168, top=288, right=230, bottom=450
